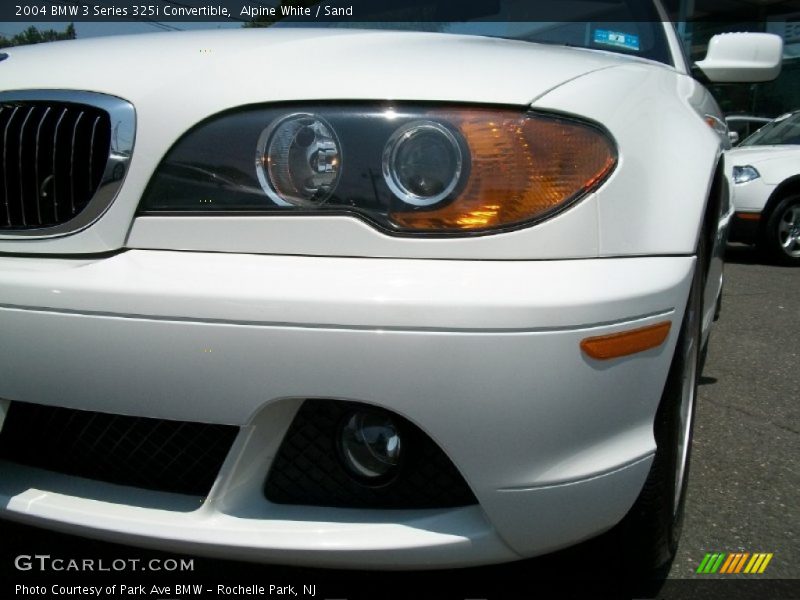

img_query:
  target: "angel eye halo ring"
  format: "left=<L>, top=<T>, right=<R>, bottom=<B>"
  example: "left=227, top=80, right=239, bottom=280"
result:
left=382, top=120, right=464, bottom=207
left=256, top=112, right=341, bottom=207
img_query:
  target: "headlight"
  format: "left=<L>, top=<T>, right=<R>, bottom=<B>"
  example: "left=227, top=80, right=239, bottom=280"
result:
left=382, top=120, right=464, bottom=207
left=257, top=113, right=341, bottom=207
left=732, top=165, right=760, bottom=185
left=142, top=104, right=617, bottom=235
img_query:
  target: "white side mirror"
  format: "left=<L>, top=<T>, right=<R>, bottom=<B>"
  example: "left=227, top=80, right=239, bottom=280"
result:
left=695, top=32, right=783, bottom=83
left=728, top=130, right=740, bottom=145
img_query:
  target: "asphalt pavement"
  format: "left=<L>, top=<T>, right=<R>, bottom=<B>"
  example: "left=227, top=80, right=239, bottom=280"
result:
left=1, top=244, right=798, bottom=599
left=669, top=244, right=799, bottom=580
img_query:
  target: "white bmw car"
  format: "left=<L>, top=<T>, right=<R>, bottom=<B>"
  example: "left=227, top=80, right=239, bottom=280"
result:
left=0, top=0, right=783, bottom=576
left=727, top=110, right=800, bottom=265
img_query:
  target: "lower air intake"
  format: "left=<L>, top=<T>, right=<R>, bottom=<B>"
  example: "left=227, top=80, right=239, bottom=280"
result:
left=0, top=401, right=238, bottom=496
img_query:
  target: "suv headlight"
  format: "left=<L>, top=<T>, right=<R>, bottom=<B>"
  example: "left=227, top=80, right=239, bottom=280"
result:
left=141, top=104, right=617, bottom=235
left=732, top=165, right=760, bottom=185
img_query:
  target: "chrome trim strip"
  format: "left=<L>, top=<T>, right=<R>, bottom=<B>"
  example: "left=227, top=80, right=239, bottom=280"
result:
left=18, top=106, right=35, bottom=226
left=2, top=106, right=19, bottom=227
left=33, top=106, right=51, bottom=224
left=51, top=107, right=67, bottom=222
left=69, top=110, right=85, bottom=216
left=0, top=90, right=135, bottom=238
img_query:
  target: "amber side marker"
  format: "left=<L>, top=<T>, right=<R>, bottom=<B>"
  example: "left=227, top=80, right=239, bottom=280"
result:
left=581, top=321, right=672, bottom=360
left=736, top=212, right=761, bottom=221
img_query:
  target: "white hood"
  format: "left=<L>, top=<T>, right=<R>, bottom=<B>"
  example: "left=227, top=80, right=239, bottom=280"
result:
left=0, top=28, right=633, bottom=110
left=0, top=28, right=661, bottom=256
left=727, top=145, right=800, bottom=167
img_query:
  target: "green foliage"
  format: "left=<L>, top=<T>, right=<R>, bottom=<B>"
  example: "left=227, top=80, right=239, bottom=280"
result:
left=0, top=23, right=76, bottom=48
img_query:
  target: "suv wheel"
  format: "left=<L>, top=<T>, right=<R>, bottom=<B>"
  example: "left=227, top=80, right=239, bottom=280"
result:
left=762, top=194, right=800, bottom=266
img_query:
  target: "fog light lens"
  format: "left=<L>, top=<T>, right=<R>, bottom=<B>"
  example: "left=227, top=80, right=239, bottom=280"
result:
left=257, top=113, right=341, bottom=206
left=383, top=120, right=463, bottom=207
left=339, top=411, right=402, bottom=480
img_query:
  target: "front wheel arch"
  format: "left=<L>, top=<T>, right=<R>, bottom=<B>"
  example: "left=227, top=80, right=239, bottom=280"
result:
left=614, top=229, right=708, bottom=576
left=761, top=193, right=800, bottom=265
left=759, top=175, right=800, bottom=238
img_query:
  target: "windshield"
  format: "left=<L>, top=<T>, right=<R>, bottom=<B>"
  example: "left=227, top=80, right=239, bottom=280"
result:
left=741, top=112, right=800, bottom=146
left=271, top=0, right=673, bottom=66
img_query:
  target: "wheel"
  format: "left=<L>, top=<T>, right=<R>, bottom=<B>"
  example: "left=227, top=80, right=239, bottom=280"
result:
left=762, top=194, right=800, bottom=266
left=618, top=237, right=704, bottom=577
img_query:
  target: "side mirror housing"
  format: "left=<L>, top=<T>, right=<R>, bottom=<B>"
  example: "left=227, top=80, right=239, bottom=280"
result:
left=695, top=32, right=783, bottom=83
left=728, top=130, right=740, bottom=145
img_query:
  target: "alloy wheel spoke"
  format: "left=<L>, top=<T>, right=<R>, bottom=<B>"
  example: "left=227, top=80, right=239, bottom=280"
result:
left=778, top=205, right=800, bottom=256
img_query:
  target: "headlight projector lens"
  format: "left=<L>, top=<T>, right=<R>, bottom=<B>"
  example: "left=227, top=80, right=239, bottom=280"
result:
left=338, top=410, right=402, bottom=481
left=383, top=120, right=464, bottom=207
left=257, top=113, right=341, bottom=206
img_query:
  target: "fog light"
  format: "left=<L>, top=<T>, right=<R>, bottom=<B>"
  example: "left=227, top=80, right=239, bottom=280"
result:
left=256, top=113, right=341, bottom=206
left=383, top=120, right=463, bottom=206
left=338, top=411, right=402, bottom=481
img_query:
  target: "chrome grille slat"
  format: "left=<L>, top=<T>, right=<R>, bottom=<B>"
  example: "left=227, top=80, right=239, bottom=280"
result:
left=3, top=106, right=20, bottom=227
left=33, top=106, right=51, bottom=224
left=0, top=91, right=133, bottom=235
left=50, top=107, right=68, bottom=223
left=69, top=110, right=84, bottom=215
left=88, top=114, right=100, bottom=197
left=17, top=106, right=35, bottom=226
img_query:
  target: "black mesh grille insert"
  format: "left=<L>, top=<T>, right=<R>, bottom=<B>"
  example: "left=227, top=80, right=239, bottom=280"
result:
left=265, top=400, right=477, bottom=509
left=0, top=100, right=110, bottom=230
left=0, top=402, right=238, bottom=496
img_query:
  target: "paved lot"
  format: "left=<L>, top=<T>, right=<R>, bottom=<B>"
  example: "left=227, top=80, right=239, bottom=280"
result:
left=669, top=245, right=799, bottom=580
left=1, top=245, right=798, bottom=598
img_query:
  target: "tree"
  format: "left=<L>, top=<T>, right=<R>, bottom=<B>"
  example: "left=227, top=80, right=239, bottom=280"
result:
left=0, top=24, right=76, bottom=48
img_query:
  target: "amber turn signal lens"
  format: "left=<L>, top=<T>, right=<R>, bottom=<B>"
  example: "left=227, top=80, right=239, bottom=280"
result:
left=581, top=321, right=672, bottom=360
left=390, top=110, right=616, bottom=232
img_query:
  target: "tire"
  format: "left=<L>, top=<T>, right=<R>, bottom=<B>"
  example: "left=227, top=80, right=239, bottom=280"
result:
left=617, top=238, right=704, bottom=577
left=762, top=194, right=800, bottom=266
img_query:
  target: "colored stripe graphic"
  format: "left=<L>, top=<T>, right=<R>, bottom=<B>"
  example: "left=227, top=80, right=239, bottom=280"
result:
left=720, top=553, right=737, bottom=573
left=758, top=554, right=774, bottom=573
left=697, top=553, right=726, bottom=573
left=696, top=553, right=713, bottom=573
left=698, top=552, right=773, bottom=574
left=719, top=553, right=749, bottom=573
left=744, top=553, right=774, bottom=574
left=734, top=553, right=750, bottom=573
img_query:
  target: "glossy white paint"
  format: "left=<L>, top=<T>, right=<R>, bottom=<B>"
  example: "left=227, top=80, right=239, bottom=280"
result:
left=0, top=28, right=629, bottom=255
left=696, top=32, right=784, bottom=83
left=533, top=64, right=722, bottom=256
left=126, top=63, right=725, bottom=259
left=0, top=250, right=692, bottom=562
left=0, top=12, right=742, bottom=566
left=2, top=25, right=724, bottom=261
left=0, top=462, right=519, bottom=568
left=0, top=456, right=650, bottom=567
left=0, top=252, right=691, bottom=422
left=727, top=145, right=800, bottom=212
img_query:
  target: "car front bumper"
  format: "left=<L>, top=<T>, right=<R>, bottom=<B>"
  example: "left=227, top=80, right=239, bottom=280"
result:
left=0, top=250, right=693, bottom=568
